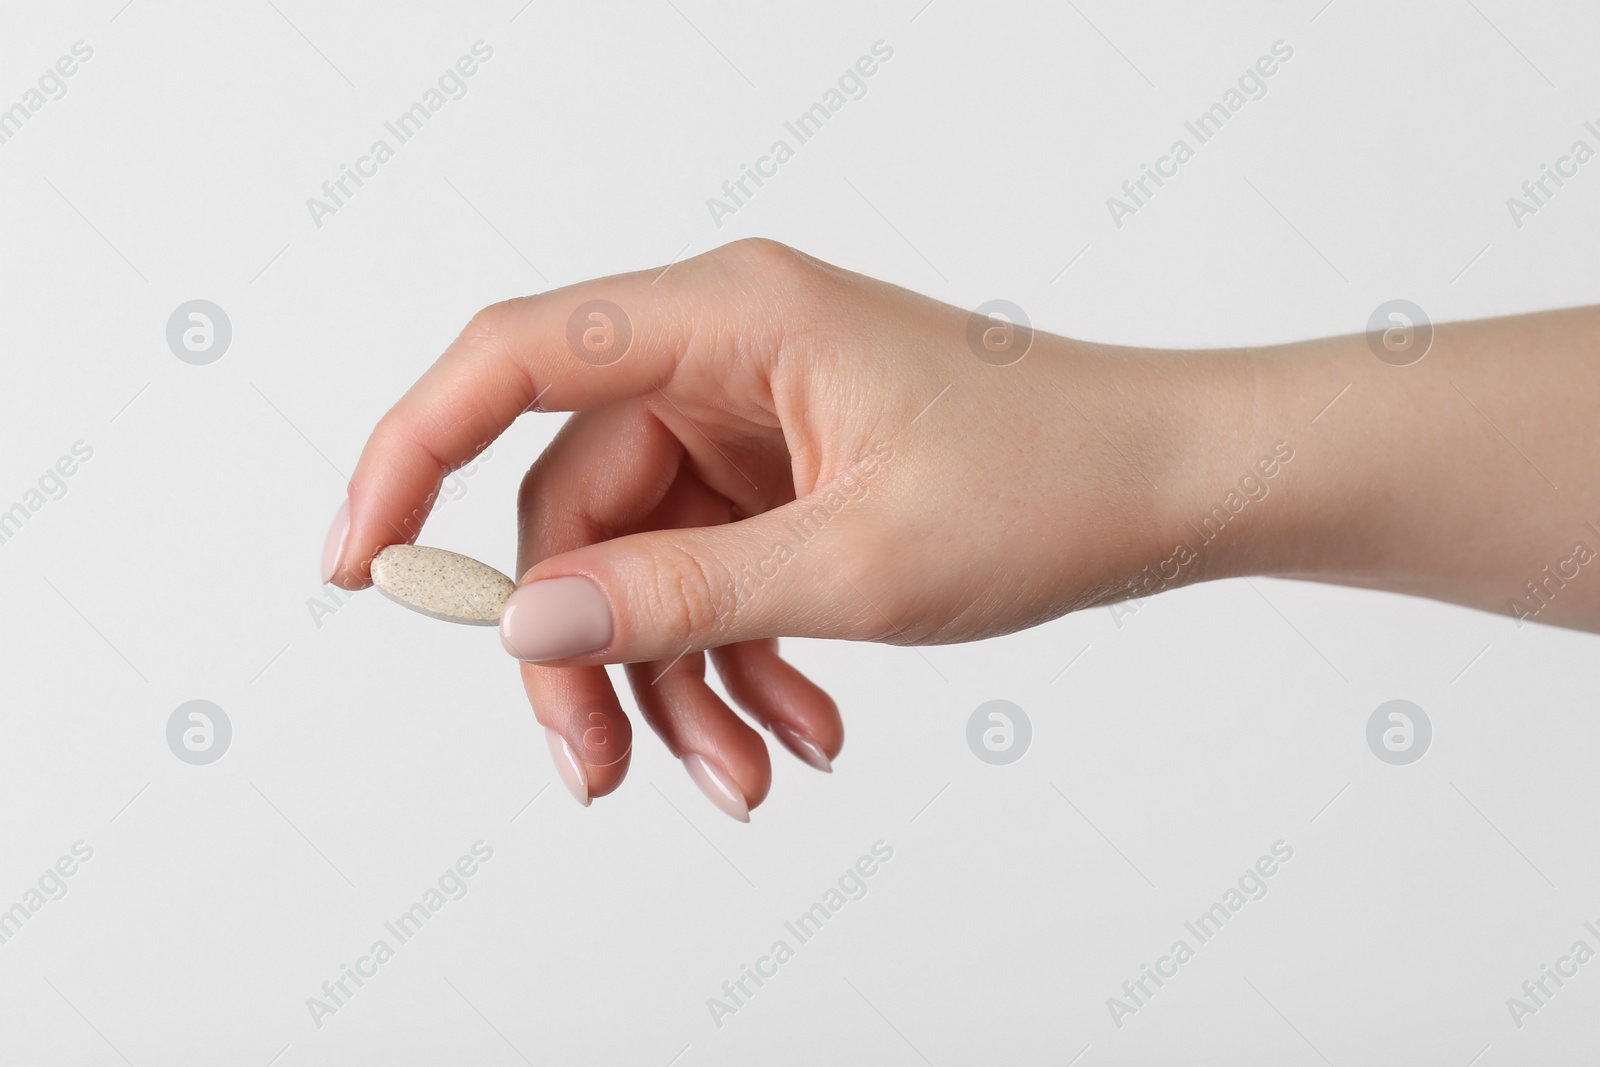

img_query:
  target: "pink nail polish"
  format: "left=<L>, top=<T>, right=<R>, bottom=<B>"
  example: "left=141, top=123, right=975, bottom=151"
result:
left=772, top=723, right=832, bottom=773
left=321, top=499, right=351, bottom=583
left=682, top=754, right=750, bottom=822
left=545, top=728, right=590, bottom=807
left=499, top=576, right=613, bottom=661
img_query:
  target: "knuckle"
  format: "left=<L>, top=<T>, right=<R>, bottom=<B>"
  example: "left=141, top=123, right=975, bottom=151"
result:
left=462, top=299, right=518, bottom=343
left=702, top=240, right=842, bottom=349
left=717, top=236, right=797, bottom=265
left=456, top=302, right=525, bottom=371
left=369, top=409, right=444, bottom=481
left=370, top=406, right=408, bottom=450
left=709, top=238, right=822, bottom=289
left=645, top=542, right=733, bottom=643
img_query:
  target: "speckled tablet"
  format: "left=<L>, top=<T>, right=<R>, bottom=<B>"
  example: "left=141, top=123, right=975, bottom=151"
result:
left=369, top=545, right=515, bottom=625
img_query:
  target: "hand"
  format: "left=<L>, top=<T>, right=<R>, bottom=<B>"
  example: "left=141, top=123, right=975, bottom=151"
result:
left=323, top=238, right=1600, bottom=819
left=321, top=239, right=1219, bottom=817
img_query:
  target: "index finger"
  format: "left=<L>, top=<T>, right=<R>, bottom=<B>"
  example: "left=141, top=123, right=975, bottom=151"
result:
left=323, top=246, right=760, bottom=588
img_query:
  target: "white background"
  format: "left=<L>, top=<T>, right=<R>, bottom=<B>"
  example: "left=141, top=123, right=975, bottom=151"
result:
left=2, top=0, right=1598, bottom=1063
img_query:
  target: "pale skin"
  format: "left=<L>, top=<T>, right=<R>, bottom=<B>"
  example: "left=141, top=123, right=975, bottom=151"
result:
left=324, top=238, right=1600, bottom=816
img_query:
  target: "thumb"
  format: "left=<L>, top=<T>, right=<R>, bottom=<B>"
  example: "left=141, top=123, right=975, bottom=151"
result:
left=498, top=501, right=870, bottom=664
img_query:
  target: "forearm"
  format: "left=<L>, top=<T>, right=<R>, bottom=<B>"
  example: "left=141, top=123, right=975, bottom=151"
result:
left=1192, top=306, right=1600, bottom=630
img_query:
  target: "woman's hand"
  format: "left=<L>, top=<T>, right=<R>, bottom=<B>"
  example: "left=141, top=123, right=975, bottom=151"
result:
left=320, top=239, right=1232, bottom=816
left=321, top=238, right=1600, bottom=817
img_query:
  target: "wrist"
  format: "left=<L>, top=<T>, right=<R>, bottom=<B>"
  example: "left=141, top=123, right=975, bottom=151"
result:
left=1057, top=339, right=1339, bottom=601
left=1138, top=337, right=1370, bottom=594
left=1097, top=344, right=1289, bottom=596
left=1022, top=338, right=1276, bottom=603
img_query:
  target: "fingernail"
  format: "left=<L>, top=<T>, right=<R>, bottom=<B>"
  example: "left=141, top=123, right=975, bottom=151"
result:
left=772, top=723, right=832, bottom=773
left=499, top=576, right=613, bottom=661
left=545, top=728, right=590, bottom=807
left=682, top=754, right=749, bottom=822
left=321, top=499, right=351, bottom=583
